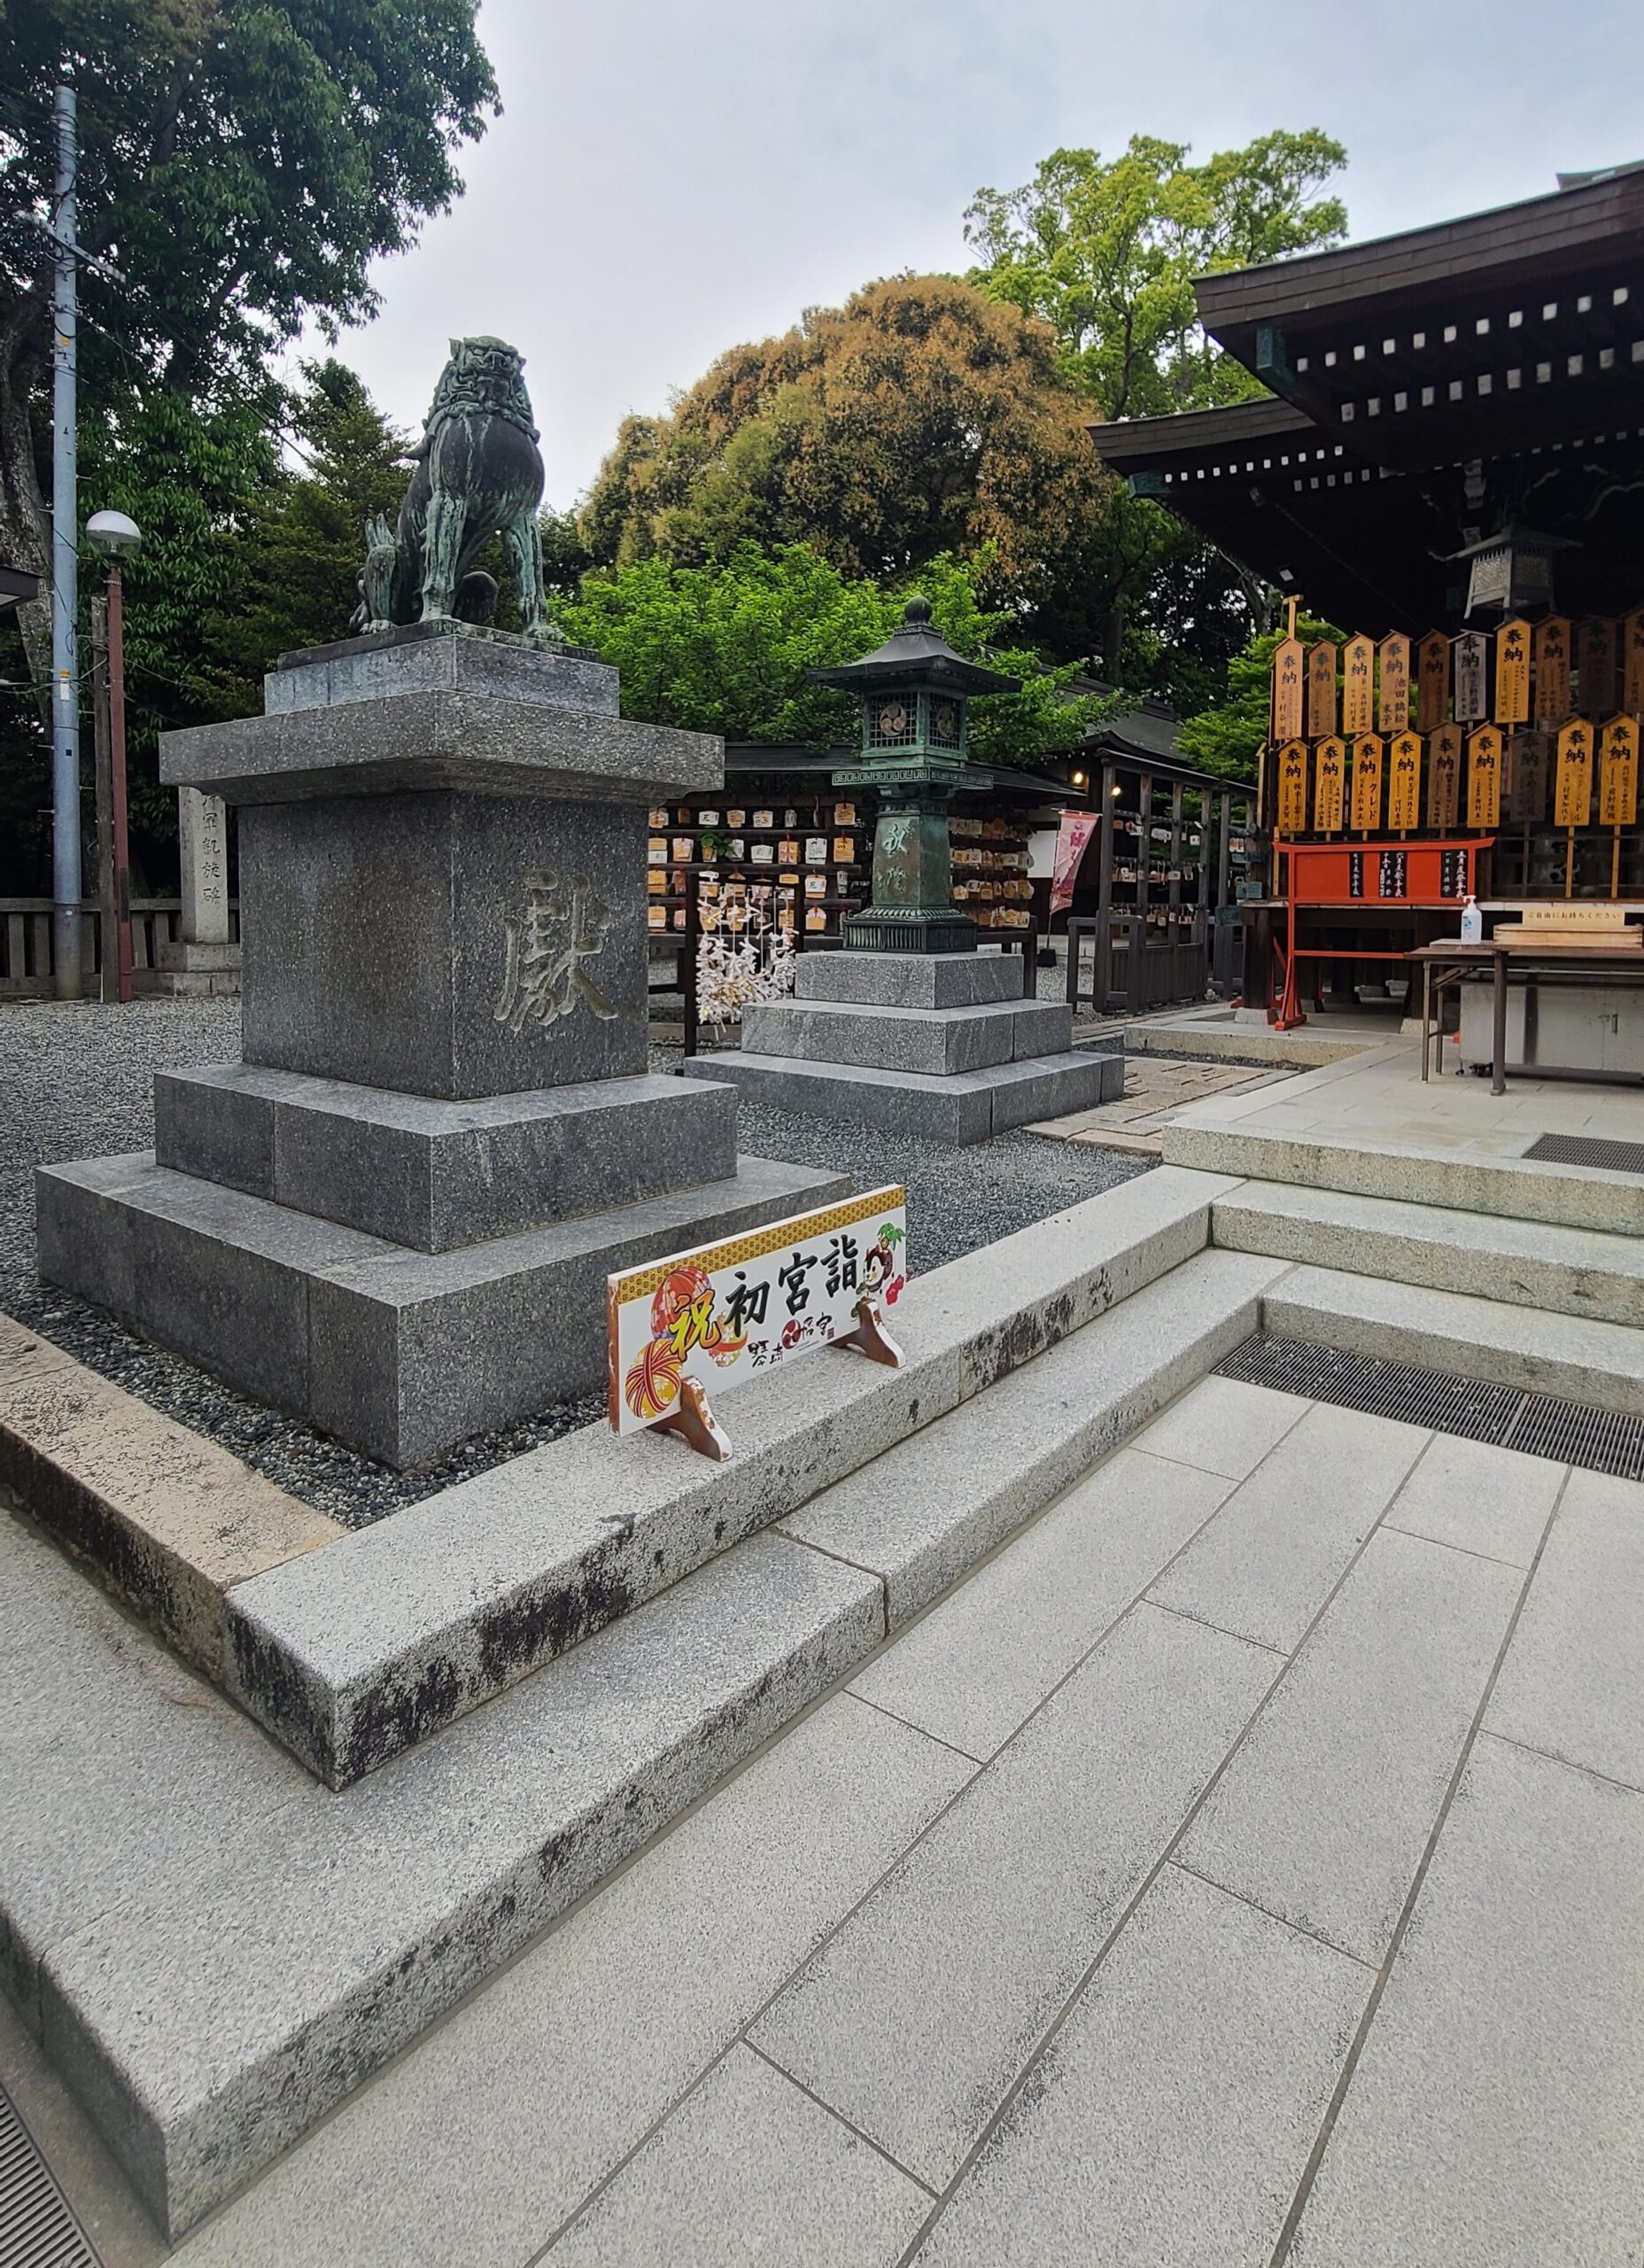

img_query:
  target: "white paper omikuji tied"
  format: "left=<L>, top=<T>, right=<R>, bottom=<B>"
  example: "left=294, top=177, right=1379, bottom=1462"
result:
left=608, top=1185, right=907, bottom=1434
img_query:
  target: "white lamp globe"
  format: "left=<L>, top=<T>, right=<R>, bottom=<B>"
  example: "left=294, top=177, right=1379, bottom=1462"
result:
left=86, top=509, right=143, bottom=559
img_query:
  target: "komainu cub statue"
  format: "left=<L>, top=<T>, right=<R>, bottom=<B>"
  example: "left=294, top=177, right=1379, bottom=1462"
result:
left=354, top=335, right=559, bottom=643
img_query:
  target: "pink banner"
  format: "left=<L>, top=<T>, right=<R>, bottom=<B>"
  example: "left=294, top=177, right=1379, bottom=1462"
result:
left=1050, top=811, right=1097, bottom=917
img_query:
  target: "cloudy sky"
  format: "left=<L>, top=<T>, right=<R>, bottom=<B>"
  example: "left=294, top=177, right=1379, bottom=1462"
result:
left=325, top=0, right=1628, bottom=509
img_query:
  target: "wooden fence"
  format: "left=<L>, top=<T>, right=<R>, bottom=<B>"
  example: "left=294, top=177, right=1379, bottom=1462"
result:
left=0, top=899, right=240, bottom=998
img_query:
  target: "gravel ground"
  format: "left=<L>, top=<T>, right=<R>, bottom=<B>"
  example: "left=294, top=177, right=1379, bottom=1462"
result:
left=1, top=998, right=1149, bottom=1526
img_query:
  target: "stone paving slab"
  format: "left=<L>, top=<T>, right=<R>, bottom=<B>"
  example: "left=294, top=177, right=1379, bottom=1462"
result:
left=847, top=1448, right=1233, bottom=1759
left=1485, top=1465, right=1644, bottom=1788
left=913, top=1864, right=1369, bottom=2268
left=162, top=1696, right=967, bottom=2268
left=1127, top=1372, right=1310, bottom=1482
left=1146, top=1402, right=1429, bottom=1655
left=1177, top=1526, right=1524, bottom=1964
left=1291, top=1735, right=1644, bottom=2265
left=547, top=2046, right=931, bottom=2266
left=748, top=1604, right=1276, bottom=2189
left=1381, top=1432, right=1564, bottom=1568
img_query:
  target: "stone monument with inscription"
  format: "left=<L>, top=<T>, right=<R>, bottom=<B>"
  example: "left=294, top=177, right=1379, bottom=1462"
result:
left=155, top=785, right=241, bottom=994
left=37, top=344, right=844, bottom=1467
left=685, top=601, right=1122, bottom=1142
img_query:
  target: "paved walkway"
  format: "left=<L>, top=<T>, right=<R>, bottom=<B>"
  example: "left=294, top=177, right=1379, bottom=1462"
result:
left=1169, top=1028, right=1644, bottom=1158
left=6, top=1377, right=1640, bottom=2267
left=1028, top=1055, right=1291, bottom=1154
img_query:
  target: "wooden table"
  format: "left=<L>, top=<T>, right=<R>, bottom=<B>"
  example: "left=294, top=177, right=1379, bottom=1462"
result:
left=1409, top=938, right=1644, bottom=1093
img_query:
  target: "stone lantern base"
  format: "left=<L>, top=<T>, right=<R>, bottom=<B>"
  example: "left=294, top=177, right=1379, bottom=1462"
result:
left=684, top=948, right=1121, bottom=1144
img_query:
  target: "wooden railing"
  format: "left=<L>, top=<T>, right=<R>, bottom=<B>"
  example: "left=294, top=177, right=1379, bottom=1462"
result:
left=1066, top=909, right=1211, bottom=1017
left=0, top=899, right=240, bottom=998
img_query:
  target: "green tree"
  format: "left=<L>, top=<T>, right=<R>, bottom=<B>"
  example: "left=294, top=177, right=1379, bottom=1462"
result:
left=198, top=360, right=409, bottom=717
left=965, top=130, right=1348, bottom=419
left=965, top=129, right=1346, bottom=687
left=578, top=275, right=1114, bottom=626
left=1175, top=614, right=1345, bottom=781
left=0, top=0, right=498, bottom=678
left=555, top=541, right=1120, bottom=770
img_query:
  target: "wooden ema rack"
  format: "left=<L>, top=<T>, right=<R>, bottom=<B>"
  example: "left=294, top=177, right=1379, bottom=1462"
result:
left=1270, top=836, right=1492, bottom=1032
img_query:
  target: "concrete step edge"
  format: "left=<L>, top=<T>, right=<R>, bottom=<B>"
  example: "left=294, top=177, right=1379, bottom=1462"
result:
left=221, top=1165, right=1237, bottom=1786
left=782, top=1247, right=1289, bottom=1627
left=20, top=1240, right=1269, bottom=2240
left=1214, top=1184, right=1644, bottom=1329
left=1261, top=1262, right=1644, bottom=1415
left=1165, top=1119, right=1644, bottom=1237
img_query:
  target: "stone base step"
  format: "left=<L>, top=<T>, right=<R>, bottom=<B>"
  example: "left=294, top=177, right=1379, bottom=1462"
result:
left=1, top=1235, right=1277, bottom=2238
left=35, top=1148, right=847, bottom=1469
left=1214, top=1181, right=1644, bottom=1330
left=1164, top=1118, right=1644, bottom=1238
left=1262, top=1264, right=1644, bottom=1416
left=683, top=1046, right=1121, bottom=1143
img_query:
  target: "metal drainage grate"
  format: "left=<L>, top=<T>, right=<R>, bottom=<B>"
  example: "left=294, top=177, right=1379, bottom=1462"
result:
left=0, top=2081, right=103, bottom=2268
left=1217, top=1333, right=1644, bottom=1482
left=1523, top=1131, right=1644, bottom=1174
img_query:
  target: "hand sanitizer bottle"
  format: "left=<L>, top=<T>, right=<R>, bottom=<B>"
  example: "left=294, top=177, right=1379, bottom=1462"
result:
left=1460, top=895, right=1483, bottom=944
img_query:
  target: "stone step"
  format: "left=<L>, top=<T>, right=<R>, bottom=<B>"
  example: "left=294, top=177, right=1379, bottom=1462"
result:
left=1262, top=1264, right=1644, bottom=1416
left=682, top=1046, right=1121, bottom=1142
left=780, top=1247, right=1288, bottom=1627
left=222, top=1165, right=1237, bottom=1786
left=1214, top=1182, right=1644, bottom=1330
left=4, top=1243, right=1280, bottom=2240
left=739, top=996, right=1074, bottom=1076
left=1163, top=1118, right=1644, bottom=1238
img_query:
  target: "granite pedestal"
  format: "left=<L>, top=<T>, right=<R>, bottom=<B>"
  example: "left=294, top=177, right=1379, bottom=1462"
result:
left=684, top=951, right=1122, bottom=1143
left=37, top=625, right=844, bottom=1466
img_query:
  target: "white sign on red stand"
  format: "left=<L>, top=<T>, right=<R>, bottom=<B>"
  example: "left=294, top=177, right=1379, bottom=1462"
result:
left=608, top=1184, right=908, bottom=1458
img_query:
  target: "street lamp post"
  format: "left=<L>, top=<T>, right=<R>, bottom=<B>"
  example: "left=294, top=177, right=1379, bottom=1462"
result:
left=86, top=509, right=141, bottom=1004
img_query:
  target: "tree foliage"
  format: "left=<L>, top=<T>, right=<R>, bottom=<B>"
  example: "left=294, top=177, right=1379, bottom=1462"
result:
left=965, top=131, right=1348, bottom=420
left=0, top=0, right=495, bottom=882
left=578, top=275, right=1114, bottom=622
left=198, top=359, right=409, bottom=718
left=556, top=542, right=1120, bottom=771
left=1175, top=614, right=1345, bottom=781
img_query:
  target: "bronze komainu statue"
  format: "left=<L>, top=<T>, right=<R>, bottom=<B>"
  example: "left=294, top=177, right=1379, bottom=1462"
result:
left=354, top=336, right=559, bottom=641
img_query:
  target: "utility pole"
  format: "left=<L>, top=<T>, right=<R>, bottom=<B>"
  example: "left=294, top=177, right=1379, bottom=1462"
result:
left=50, top=74, right=81, bottom=998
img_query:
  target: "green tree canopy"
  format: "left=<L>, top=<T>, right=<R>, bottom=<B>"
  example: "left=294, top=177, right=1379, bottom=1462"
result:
left=0, top=0, right=498, bottom=665
left=965, top=130, right=1348, bottom=420
left=578, top=275, right=1114, bottom=625
left=1175, top=614, right=1345, bottom=781
left=198, top=359, right=410, bottom=719
left=556, top=542, right=1120, bottom=771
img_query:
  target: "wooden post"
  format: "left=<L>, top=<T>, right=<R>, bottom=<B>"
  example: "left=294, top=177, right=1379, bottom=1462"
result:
left=1169, top=781, right=1183, bottom=928
left=1216, top=790, right=1231, bottom=910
